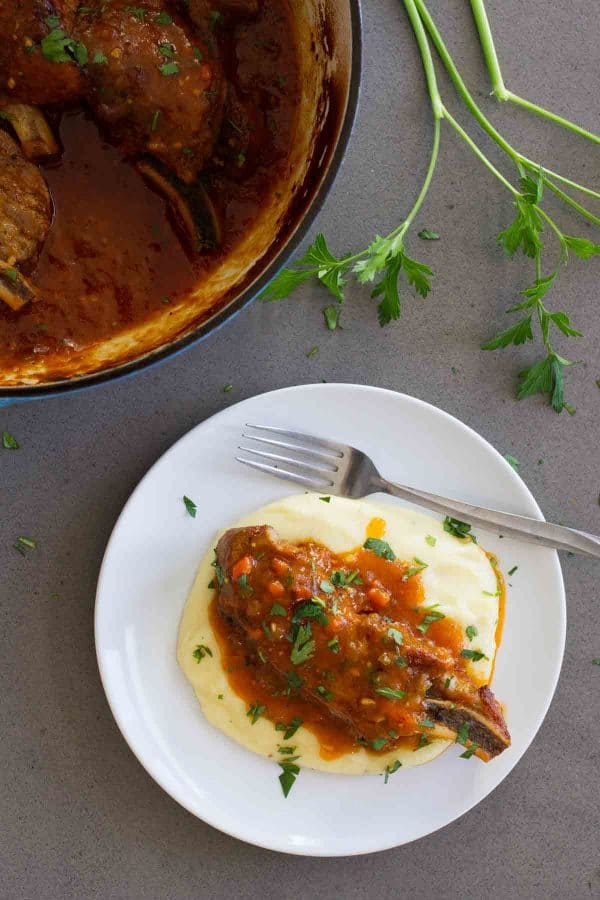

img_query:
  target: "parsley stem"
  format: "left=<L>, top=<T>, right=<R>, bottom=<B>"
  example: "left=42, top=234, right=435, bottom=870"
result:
left=470, top=0, right=600, bottom=146
left=402, top=117, right=441, bottom=230
left=535, top=207, right=565, bottom=245
left=414, top=0, right=600, bottom=203
left=403, top=0, right=443, bottom=120
left=541, top=179, right=600, bottom=228
left=442, top=107, right=519, bottom=197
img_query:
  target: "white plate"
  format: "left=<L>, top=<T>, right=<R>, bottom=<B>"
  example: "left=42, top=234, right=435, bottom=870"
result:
left=95, top=384, right=565, bottom=856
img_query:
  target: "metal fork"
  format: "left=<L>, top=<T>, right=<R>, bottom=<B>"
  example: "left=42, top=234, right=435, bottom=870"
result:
left=237, top=424, right=600, bottom=559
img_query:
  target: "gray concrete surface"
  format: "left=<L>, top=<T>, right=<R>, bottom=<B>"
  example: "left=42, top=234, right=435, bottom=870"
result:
left=2, top=1, right=599, bottom=897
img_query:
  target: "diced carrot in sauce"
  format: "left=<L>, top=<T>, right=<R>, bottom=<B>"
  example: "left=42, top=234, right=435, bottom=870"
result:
left=267, top=579, right=285, bottom=597
left=367, top=587, right=390, bottom=609
left=231, top=555, right=254, bottom=581
left=270, top=557, right=290, bottom=576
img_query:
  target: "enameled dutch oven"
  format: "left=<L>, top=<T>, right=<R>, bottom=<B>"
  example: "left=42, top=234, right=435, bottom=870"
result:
left=0, top=0, right=361, bottom=404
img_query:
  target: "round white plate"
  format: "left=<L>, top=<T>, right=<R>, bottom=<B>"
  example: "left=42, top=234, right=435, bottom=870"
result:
left=95, top=384, right=565, bottom=856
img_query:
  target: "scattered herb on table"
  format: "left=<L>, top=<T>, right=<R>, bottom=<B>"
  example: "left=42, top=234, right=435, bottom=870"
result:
left=261, top=0, right=600, bottom=414
left=223, top=383, right=233, bottom=393
left=508, top=565, right=518, bottom=576
left=418, top=228, right=439, bottom=240
left=2, top=431, right=19, bottom=449
left=504, top=454, right=520, bottom=471
left=14, top=536, right=36, bottom=555
left=305, top=345, right=319, bottom=358
left=323, top=304, right=341, bottom=330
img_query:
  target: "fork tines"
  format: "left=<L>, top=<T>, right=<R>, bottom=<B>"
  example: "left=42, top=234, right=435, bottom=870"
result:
left=236, top=424, right=343, bottom=491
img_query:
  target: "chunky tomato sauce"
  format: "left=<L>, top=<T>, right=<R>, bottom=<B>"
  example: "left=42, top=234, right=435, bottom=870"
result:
left=211, top=528, right=503, bottom=760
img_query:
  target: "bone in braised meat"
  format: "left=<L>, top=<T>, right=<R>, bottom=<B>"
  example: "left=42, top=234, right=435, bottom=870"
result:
left=214, top=524, right=511, bottom=759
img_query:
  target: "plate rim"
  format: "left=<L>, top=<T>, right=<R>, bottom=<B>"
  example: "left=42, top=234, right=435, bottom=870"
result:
left=95, top=383, right=566, bottom=856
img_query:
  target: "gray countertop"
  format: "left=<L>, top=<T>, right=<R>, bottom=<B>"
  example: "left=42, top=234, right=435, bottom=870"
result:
left=2, top=1, right=599, bottom=897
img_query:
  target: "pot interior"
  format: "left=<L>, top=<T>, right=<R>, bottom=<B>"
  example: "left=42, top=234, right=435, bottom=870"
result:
left=0, top=0, right=356, bottom=391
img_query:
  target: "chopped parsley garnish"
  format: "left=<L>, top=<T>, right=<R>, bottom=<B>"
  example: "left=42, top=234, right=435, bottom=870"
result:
left=159, top=61, right=179, bottom=76
left=482, top=589, right=500, bottom=597
left=444, top=676, right=452, bottom=688
left=319, top=495, right=331, bottom=503
left=331, top=569, right=362, bottom=587
left=151, top=109, right=161, bottom=131
left=278, top=745, right=296, bottom=755
left=386, top=627, right=403, bottom=647
left=443, top=516, right=477, bottom=542
left=183, top=495, right=197, bottom=517
left=416, top=734, right=430, bottom=750
left=290, top=623, right=315, bottom=665
left=394, top=655, right=407, bottom=667
left=246, top=702, right=266, bottom=724
left=208, top=551, right=225, bottom=589
left=292, top=601, right=328, bottom=626
left=237, top=573, right=252, bottom=593
left=14, top=536, right=36, bottom=555
left=4, top=267, right=18, bottom=282
left=327, top=637, right=340, bottom=653
left=460, top=744, right=479, bottom=759
left=455, top=722, right=470, bottom=746
left=278, top=759, right=300, bottom=797
left=315, top=685, right=333, bottom=700
left=384, top=760, right=402, bottom=783
left=319, top=578, right=334, bottom=594
left=270, top=603, right=286, bottom=616
left=508, top=565, right=518, bottom=576
left=417, top=605, right=445, bottom=633
left=504, top=453, right=520, bottom=471
left=465, top=624, right=478, bottom=641
left=284, top=672, right=303, bottom=694
left=374, top=686, right=406, bottom=700
left=124, top=6, right=145, bottom=20
left=363, top=537, right=395, bottom=561
left=193, top=46, right=204, bottom=61
left=461, top=648, right=488, bottom=662
left=209, top=9, right=224, bottom=29
left=158, top=42, right=175, bottom=58
left=370, top=737, right=388, bottom=751
left=276, top=716, right=303, bottom=739
left=420, top=718, right=435, bottom=728
left=41, top=25, right=87, bottom=66
left=92, top=51, right=107, bottom=64
left=403, top=557, right=428, bottom=580
left=323, top=304, right=340, bottom=330
left=2, top=431, right=19, bottom=449
left=192, top=644, right=212, bottom=663
left=425, top=534, right=437, bottom=547
left=154, top=11, right=173, bottom=24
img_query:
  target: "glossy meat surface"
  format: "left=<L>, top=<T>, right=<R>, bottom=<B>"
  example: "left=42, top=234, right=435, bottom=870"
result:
left=0, top=129, right=51, bottom=264
left=0, top=0, right=84, bottom=106
left=74, top=1, right=225, bottom=181
left=214, top=525, right=511, bottom=759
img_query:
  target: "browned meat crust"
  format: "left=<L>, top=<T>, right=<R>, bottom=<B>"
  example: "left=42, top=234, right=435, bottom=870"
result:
left=73, top=1, right=225, bottom=182
left=0, top=0, right=84, bottom=106
left=0, top=129, right=51, bottom=265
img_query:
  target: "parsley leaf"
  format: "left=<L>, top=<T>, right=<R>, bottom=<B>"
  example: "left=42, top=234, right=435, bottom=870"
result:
left=425, top=534, right=436, bottom=547
left=290, top=623, right=315, bottom=665
left=417, top=228, right=440, bottom=240
left=465, top=624, right=478, bottom=641
left=327, top=637, right=340, bottom=653
left=443, top=516, right=476, bottom=541
left=2, top=431, right=19, bottom=449
left=460, top=744, right=479, bottom=759
left=183, top=495, right=197, bottom=517
left=158, top=61, right=179, bottom=76
left=517, top=351, right=575, bottom=413
left=375, top=686, right=406, bottom=700
left=331, top=569, right=362, bottom=587
left=384, top=760, right=402, bottom=783
left=370, top=737, right=388, bottom=751
left=247, top=702, right=266, bottom=724
left=386, top=627, right=403, bottom=647
left=417, top=606, right=445, bottom=633
left=270, top=603, right=286, bottom=616
left=461, top=648, right=488, bottom=662
left=323, top=304, right=341, bottom=330
left=276, top=716, right=303, bottom=739
left=504, top=454, right=520, bottom=471
left=192, top=644, right=212, bottom=663
left=278, top=759, right=300, bottom=797
left=455, top=722, right=470, bottom=746
left=363, top=537, right=395, bottom=560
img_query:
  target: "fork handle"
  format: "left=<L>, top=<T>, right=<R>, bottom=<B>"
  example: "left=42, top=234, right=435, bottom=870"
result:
left=377, top=477, right=600, bottom=559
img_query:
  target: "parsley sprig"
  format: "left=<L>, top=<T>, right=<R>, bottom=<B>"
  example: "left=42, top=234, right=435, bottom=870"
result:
left=262, top=0, right=600, bottom=415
